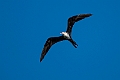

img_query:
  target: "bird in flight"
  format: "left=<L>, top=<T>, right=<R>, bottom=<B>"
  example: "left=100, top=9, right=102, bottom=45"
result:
left=40, top=13, right=92, bottom=62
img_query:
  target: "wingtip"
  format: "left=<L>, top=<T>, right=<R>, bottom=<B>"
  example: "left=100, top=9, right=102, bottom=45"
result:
left=89, top=13, right=93, bottom=16
left=78, top=13, right=93, bottom=17
left=40, top=57, right=43, bottom=62
left=40, top=58, right=43, bottom=62
left=40, top=60, right=42, bottom=62
left=86, top=13, right=93, bottom=17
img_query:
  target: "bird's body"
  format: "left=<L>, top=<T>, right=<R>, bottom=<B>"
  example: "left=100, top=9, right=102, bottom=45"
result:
left=40, top=13, right=92, bottom=62
left=60, top=32, right=71, bottom=39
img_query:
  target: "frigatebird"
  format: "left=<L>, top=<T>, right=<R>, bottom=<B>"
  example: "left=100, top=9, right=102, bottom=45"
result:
left=40, top=14, right=92, bottom=62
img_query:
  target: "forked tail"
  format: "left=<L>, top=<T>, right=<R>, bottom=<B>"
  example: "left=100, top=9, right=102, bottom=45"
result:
left=69, top=39, right=78, bottom=48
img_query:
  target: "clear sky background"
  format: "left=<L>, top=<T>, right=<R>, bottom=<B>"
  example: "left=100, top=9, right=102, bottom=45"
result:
left=0, top=0, right=120, bottom=80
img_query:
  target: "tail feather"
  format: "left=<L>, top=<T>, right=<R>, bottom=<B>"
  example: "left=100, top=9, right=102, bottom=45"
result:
left=69, top=39, right=78, bottom=48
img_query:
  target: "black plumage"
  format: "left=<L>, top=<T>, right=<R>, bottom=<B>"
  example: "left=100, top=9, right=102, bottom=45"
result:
left=40, top=14, right=92, bottom=62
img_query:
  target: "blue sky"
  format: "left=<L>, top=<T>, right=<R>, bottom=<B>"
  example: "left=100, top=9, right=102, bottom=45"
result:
left=0, top=0, right=120, bottom=80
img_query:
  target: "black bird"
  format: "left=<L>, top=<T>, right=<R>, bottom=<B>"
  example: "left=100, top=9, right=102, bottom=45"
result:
left=40, top=14, right=92, bottom=62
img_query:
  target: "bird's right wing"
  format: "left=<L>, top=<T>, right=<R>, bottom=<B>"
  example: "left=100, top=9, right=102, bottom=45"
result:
left=40, top=36, right=65, bottom=62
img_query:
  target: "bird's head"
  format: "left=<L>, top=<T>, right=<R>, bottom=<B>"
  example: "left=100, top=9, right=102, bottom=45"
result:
left=60, top=32, right=66, bottom=35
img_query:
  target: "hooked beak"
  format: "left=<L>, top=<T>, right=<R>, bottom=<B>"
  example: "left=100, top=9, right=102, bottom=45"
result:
left=60, top=32, right=62, bottom=34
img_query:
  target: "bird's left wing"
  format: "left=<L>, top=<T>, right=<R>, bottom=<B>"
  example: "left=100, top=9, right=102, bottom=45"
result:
left=66, top=14, right=92, bottom=35
left=40, top=36, right=65, bottom=62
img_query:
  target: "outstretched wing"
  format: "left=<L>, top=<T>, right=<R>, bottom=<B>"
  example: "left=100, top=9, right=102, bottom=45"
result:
left=66, top=14, right=92, bottom=35
left=40, top=36, right=65, bottom=62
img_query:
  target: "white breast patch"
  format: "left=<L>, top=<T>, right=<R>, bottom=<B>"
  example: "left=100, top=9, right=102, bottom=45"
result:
left=63, top=32, right=70, bottom=39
